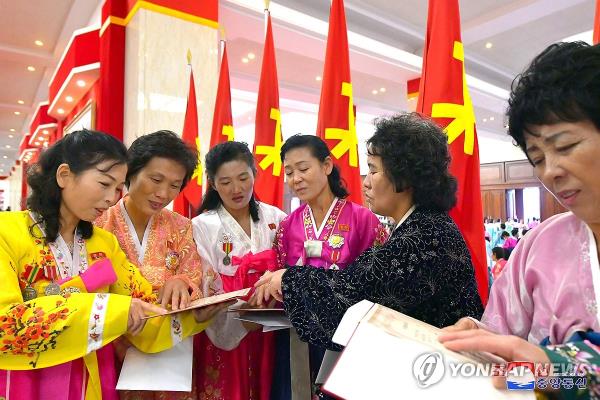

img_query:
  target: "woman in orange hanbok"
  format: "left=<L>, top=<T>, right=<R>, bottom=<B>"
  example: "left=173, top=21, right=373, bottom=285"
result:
left=96, top=130, right=203, bottom=400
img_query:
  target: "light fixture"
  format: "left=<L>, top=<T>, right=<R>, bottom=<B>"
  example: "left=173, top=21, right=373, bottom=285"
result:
left=379, top=87, right=386, bottom=93
left=9, top=128, right=15, bottom=132
left=17, top=100, right=24, bottom=105
left=57, top=108, right=65, bottom=114
left=42, top=129, right=48, bottom=134
left=65, top=95, right=73, bottom=102
left=315, top=76, right=322, bottom=81
left=483, top=118, right=487, bottom=122
left=489, top=116, right=495, bottom=121
left=76, top=80, right=86, bottom=87
left=34, top=142, right=40, bottom=146
left=5, top=145, right=11, bottom=149
left=2, top=156, right=7, bottom=159
left=14, top=111, right=20, bottom=115
left=8, top=135, right=13, bottom=138
left=35, top=40, right=44, bottom=46
left=485, top=42, right=493, bottom=49
left=247, top=52, right=255, bottom=60
left=242, top=57, right=249, bottom=64
left=27, top=66, right=36, bottom=72
left=372, top=89, right=378, bottom=95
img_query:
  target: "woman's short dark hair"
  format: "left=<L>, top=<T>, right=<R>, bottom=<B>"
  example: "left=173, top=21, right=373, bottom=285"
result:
left=511, top=227, right=519, bottom=237
left=367, top=112, right=457, bottom=212
left=27, top=129, right=128, bottom=242
left=126, top=130, right=197, bottom=190
left=280, top=134, right=349, bottom=199
left=492, top=247, right=505, bottom=260
left=501, top=231, right=510, bottom=239
left=197, top=141, right=260, bottom=222
left=507, top=42, right=600, bottom=159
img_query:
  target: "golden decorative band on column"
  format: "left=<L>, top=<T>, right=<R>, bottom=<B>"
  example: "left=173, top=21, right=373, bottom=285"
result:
left=100, top=0, right=219, bottom=36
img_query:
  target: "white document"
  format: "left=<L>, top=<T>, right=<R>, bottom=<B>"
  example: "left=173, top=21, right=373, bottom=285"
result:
left=116, top=337, right=193, bottom=392
left=331, top=299, right=375, bottom=346
left=322, top=303, right=534, bottom=399
left=323, top=323, right=533, bottom=399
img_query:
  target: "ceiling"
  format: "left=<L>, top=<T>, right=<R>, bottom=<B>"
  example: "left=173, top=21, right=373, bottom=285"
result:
left=0, top=0, right=595, bottom=176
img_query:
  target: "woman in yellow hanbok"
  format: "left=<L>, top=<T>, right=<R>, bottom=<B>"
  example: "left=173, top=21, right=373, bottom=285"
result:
left=0, top=129, right=214, bottom=400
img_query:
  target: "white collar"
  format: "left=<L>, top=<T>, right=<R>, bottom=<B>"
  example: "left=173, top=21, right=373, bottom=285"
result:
left=120, top=199, right=153, bottom=264
left=394, top=205, right=416, bottom=231
left=309, top=197, right=339, bottom=239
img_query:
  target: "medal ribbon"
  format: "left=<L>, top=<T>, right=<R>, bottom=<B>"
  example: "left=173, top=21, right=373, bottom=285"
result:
left=25, top=264, right=41, bottom=285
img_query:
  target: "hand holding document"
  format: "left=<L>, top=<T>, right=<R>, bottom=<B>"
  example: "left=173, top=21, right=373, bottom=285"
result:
left=143, top=288, right=251, bottom=319
left=321, top=301, right=534, bottom=400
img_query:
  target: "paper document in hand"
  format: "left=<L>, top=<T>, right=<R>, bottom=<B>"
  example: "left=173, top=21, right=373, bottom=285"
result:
left=144, top=288, right=251, bottom=319
left=322, top=303, right=534, bottom=400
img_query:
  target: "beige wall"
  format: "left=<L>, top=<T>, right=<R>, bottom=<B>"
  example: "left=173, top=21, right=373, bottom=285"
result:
left=123, top=8, right=218, bottom=166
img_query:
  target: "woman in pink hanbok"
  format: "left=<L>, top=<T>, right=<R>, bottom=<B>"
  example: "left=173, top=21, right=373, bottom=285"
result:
left=271, top=134, right=388, bottom=397
left=191, top=141, right=286, bottom=400
left=96, top=130, right=203, bottom=400
left=447, top=42, right=600, bottom=349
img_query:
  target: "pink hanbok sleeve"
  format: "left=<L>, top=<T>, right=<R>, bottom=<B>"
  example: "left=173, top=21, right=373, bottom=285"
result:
left=274, top=217, right=289, bottom=269
left=358, top=208, right=389, bottom=249
left=481, top=238, right=534, bottom=339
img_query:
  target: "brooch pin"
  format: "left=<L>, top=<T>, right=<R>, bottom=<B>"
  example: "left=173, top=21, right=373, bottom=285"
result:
left=328, top=234, right=345, bottom=249
left=165, top=250, right=180, bottom=272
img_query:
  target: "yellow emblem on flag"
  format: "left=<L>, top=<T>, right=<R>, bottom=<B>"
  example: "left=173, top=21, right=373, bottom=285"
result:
left=190, top=137, right=203, bottom=186
left=431, top=41, right=476, bottom=155
left=325, top=81, right=358, bottom=167
left=255, top=108, right=283, bottom=176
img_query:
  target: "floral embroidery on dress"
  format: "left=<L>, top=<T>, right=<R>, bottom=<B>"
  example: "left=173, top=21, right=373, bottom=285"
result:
left=0, top=300, right=72, bottom=367
left=274, top=224, right=287, bottom=269
left=120, top=265, right=156, bottom=303
left=87, top=293, right=109, bottom=353
left=19, top=245, right=57, bottom=290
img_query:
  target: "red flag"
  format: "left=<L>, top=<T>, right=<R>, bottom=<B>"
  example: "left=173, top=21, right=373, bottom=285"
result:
left=417, top=0, right=488, bottom=305
left=174, top=67, right=203, bottom=217
left=316, top=0, right=362, bottom=205
left=594, top=0, right=600, bottom=45
left=253, top=14, right=284, bottom=209
left=210, top=42, right=234, bottom=148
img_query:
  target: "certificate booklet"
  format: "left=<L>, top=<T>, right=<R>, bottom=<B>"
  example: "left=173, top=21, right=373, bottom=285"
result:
left=322, top=301, right=534, bottom=400
left=143, top=288, right=251, bottom=319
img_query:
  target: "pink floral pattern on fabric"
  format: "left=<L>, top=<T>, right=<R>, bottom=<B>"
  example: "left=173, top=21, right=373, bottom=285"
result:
left=95, top=201, right=202, bottom=290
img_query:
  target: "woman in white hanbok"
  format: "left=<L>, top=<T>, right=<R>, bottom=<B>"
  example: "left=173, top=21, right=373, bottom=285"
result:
left=192, top=141, right=286, bottom=400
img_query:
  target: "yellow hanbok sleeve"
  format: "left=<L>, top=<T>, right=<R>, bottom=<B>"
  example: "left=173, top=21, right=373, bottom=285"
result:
left=0, top=240, right=131, bottom=370
left=97, top=228, right=210, bottom=353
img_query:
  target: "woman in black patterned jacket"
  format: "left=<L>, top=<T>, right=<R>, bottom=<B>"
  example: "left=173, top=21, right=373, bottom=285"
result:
left=254, top=112, right=483, bottom=351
